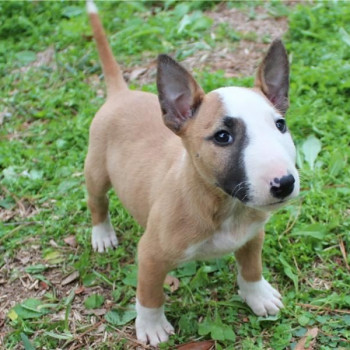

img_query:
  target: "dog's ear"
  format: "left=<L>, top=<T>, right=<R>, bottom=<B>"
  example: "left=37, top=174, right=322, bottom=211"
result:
left=157, top=55, right=204, bottom=134
left=255, top=39, right=289, bottom=115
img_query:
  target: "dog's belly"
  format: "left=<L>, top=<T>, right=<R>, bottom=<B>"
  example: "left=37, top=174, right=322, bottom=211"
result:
left=183, top=218, right=264, bottom=262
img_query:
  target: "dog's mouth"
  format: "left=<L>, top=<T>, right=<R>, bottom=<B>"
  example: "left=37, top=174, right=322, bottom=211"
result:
left=246, top=199, right=289, bottom=212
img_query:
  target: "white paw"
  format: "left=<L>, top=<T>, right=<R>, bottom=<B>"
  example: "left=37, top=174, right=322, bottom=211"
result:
left=91, top=215, right=118, bottom=253
left=237, top=275, right=283, bottom=316
left=135, top=300, right=174, bottom=346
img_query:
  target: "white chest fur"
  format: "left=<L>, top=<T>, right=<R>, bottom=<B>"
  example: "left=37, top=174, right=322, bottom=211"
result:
left=183, top=216, right=265, bottom=262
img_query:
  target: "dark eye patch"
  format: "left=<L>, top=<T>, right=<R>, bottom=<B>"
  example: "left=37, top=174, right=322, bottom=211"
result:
left=211, top=116, right=250, bottom=202
left=223, top=116, right=234, bottom=129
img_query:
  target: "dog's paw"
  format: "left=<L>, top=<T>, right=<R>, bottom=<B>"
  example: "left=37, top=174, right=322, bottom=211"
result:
left=91, top=216, right=118, bottom=253
left=135, top=300, right=174, bottom=346
left=237, top=275, right=283, bottom=316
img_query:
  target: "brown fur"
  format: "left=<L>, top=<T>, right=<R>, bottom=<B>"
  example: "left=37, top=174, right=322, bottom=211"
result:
left=235, top=230, right=264, bottom=282
left=85, top=10, right=275, bottom=309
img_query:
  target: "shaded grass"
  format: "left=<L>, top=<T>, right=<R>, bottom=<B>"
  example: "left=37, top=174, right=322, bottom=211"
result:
left=1, top=1, right=350, bottom=349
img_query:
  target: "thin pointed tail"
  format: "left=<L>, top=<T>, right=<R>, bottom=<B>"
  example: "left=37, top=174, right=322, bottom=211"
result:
left=86, top=0, right=127, bottom=96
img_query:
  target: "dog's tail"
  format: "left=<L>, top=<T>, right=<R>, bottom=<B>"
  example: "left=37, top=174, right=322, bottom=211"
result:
left=87, top=0, right=127, bottom=96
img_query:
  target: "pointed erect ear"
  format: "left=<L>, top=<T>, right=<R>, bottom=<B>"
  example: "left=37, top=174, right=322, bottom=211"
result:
left=157, top=55, right=204, bottom=134
left=255, top=39, right=290, bottom=115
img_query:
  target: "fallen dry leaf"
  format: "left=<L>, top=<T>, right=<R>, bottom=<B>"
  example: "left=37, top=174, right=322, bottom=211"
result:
left=61, top=270, right=80, bottom=286
left=75, top=285, right=85, bottom=295
left=49, top=239, right=59, bottom=248
left=64, top=235, right=77, bottom=248
left=177, top=340, right=215, bottom=350
left=129, top=67, right=148, bottom=81
left=165, top=274, right=180, bottom=292
left=295, top=327, right=318, bottom=350
left=338, top=238, right=350, bottom=271
left=83, top=308, right=107, bottom=316
left=39, top=281, right=50, bottom=290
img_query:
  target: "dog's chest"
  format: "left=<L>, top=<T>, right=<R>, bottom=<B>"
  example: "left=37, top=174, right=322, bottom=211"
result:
left=183, top=217, right=264, bottom=262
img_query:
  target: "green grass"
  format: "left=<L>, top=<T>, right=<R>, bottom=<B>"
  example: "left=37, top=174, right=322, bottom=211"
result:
left=1, top=1, right=350, bottom=349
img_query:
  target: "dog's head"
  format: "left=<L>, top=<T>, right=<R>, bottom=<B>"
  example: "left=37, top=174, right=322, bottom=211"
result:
left=157, top=40, right=299, bottom=211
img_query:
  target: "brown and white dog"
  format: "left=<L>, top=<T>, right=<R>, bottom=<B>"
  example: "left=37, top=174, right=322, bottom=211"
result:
left=85, top=1, right=299, bottom=346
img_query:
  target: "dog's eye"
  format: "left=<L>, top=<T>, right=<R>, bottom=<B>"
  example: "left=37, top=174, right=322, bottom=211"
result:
left=275, top=119, right=287, bottom=133
left=213, top=131, right=233, bottom=146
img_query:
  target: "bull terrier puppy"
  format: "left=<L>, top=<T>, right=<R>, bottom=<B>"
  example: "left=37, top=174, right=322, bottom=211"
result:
left=85, top=0, right=299, bottom=346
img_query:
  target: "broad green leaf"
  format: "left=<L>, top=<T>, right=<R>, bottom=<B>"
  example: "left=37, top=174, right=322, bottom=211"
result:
left=222, top=324, right=236, bottom=341
left=43, top=250, right=64, bottom=264
left=190, top=266, right=208, bottom=289
left=329, top=153, right=345, bottom=177
left=62, top=6, right=83, bottom=19
left=122, top=265, right=138, bottom=287
left=198, top=317, right=212, bottom=336
left=15, top=50, right=36, bottom=64
left=84, top=294, right=105, bottom=309
left=25, top=264, right=47, bottom=274
left=298, top=314, right=311, bottom=326
left=105, top=306, right=136, bottom=326
left=57, top=180, right=78, bottom=194
left=176, top=261, right=197, bottom=277
left=340, top=27, right=350, bottom=46
left=301, top=135, right=322, bottom=169
left=257, top=314, right=279, bottom=322
left=0, top=197, right=15, bottom=209
left=173, top=3, right=190, bottom=18
left=178, top=14, right=192, bottom=33
left=28, top=169, right=43, bottom=180
left=292, top=223, right=327, bottom=240
left=2, top=166, right=17, bottom=182
left=211, top=324, right=225, bottom=341
left=7, top=309, right=18, bottom=321
left=44, top=331, right=73, bottom=340
left=198, top=316, right=235, bottom=341
left=13, top=299, right=49, bottom=320
left=279, top=255, right=298, bottom=292
left=20, top=333, right=35, bottom=350
left=82, top=273, right=97, bottom=287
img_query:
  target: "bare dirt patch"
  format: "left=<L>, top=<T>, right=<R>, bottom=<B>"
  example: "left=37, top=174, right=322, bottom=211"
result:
left=124, top=3, right=288, bottom=86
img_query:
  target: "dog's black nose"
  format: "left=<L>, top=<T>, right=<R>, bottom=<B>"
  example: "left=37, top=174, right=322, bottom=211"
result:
left=270, top=174, right=295, bottom=199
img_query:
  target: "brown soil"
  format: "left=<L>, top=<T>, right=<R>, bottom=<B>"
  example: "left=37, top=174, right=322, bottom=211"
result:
left=124, top=3, right=288, bottom=86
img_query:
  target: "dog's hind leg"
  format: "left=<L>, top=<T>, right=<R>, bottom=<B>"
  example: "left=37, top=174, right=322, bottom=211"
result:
left=85, top=152, right=118, bottom=252
left=235, top=231, right=283, bottom=316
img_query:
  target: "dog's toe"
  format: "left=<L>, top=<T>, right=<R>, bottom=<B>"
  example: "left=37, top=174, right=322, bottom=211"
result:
left=92, top=226, right=118, bottom=253
left=135, top=301, right=174, bottom=346
left=238, top=276, right=284, bottom=317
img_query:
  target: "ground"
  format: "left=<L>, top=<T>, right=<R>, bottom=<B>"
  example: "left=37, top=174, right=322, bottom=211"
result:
left=1, top=1, right=350, bottom=349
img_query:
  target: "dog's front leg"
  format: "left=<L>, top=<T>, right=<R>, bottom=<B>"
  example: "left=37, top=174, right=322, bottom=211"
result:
left=135, top=232, right=174, bottom=346
left=235, top=231, right=283, bottom=316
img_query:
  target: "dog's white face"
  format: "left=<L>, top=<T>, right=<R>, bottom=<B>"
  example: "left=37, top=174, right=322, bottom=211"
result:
left=157, top=40, right=299, bottom=211
left=215, top=87, right=299, bottom=210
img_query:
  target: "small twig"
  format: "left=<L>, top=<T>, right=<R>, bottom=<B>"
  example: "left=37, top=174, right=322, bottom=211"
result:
left=338, top=238, right=350, bottom=271
left=2, top=221, right=43, bottom=226
left=66, top=320, right=104, bottom=350
left=297, top=302, right=350, bottom=315
left=318, top=329, right=350, bottom=343
left=109, top=324, right=152, bottom=349
left=0, top=225, right=23, bottom=243
left=0, top=184, right=25, bottom=212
